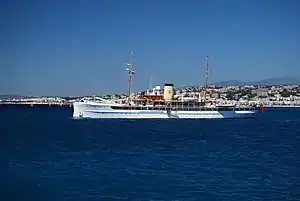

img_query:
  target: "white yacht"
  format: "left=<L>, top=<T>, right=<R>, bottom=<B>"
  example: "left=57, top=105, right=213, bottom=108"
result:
left=73, top=54, right=261, bottom=119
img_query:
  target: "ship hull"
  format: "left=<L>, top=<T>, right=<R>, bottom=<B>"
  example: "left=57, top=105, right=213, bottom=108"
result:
left=73, top=102, right=258, bottom=119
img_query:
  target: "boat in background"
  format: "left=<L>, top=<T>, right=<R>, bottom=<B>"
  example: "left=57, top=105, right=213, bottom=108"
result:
left=73, top=54, right=261, bottom=119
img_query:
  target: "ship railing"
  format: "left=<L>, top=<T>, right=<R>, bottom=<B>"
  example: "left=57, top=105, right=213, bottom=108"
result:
left=79, top=97, right=115, bottom=104
left=111, top=101, right=257, bottom=111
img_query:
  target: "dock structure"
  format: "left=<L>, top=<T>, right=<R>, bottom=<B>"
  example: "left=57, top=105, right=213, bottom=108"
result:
left=0, top=98, right=74, bottom=107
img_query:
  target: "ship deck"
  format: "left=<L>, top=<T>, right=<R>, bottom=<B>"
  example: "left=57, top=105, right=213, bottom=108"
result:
left=110, top=104, right=257, bottom=111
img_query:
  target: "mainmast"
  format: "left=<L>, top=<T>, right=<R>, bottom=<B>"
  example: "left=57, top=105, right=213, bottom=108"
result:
left=127, top=52, right=134, bottom=104
left=203, top=56, right=209, bottom=102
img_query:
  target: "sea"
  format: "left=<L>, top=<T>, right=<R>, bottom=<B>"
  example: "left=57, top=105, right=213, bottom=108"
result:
left=1, top=105, right=300, bottom=201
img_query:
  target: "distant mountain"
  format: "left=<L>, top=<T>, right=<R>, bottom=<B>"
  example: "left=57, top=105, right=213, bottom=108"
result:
left=212, top=80, right=246, bottom=86
left=253, top=76, right=300, bottom=85
left=0, top=94, right=38, bottom=100
left=213, top=76, right=300, bottom=86
left=0, top=94, right=25, bottom=100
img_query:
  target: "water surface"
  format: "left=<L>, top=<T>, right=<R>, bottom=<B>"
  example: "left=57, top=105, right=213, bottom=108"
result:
left=1, top=105, right=300, bottom=200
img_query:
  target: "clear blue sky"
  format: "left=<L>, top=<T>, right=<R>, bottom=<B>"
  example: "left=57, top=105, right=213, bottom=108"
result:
left=1, top=0, right=299, bottom=96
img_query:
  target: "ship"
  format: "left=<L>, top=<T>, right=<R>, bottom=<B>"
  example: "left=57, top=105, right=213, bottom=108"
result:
left=73, top=53, right=261, bottom=119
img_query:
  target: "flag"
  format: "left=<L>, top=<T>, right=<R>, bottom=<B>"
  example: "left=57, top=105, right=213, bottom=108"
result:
left=260, top=104, right=264, bottom=112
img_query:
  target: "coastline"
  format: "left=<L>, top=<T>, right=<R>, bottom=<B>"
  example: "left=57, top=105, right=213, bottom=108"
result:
left=0, top=102, right=73, bottom=107
left=1, top=102, right=300, bottom=108
left=264, top=105, right=300, bottom=108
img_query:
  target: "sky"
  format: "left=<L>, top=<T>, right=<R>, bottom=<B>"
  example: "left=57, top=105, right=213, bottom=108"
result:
left=0, top=0, right=299, bottom=96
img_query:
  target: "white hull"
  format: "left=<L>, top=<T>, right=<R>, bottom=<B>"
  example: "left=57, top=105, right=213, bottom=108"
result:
left=73, top=101, right=258, bottom=119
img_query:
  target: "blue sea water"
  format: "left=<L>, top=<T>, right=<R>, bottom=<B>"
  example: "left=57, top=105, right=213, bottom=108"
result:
left=1, top=105, right=300, bottom=201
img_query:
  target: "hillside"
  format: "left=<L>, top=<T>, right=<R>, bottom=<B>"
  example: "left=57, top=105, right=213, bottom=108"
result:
left=213, top=76, right=300, bottom=86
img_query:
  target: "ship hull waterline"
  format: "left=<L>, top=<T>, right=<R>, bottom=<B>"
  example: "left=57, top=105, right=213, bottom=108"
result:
left=73, top=102, right=259, bottom=119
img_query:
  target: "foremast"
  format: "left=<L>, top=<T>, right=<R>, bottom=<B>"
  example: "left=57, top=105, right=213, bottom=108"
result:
left=203, top=56, right=209, bottom=102
left=126, top=52, right=135, bottom=104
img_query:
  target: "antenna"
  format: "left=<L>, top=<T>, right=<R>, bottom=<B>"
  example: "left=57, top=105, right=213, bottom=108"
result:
left=203, top=56, right=209, bottom=102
